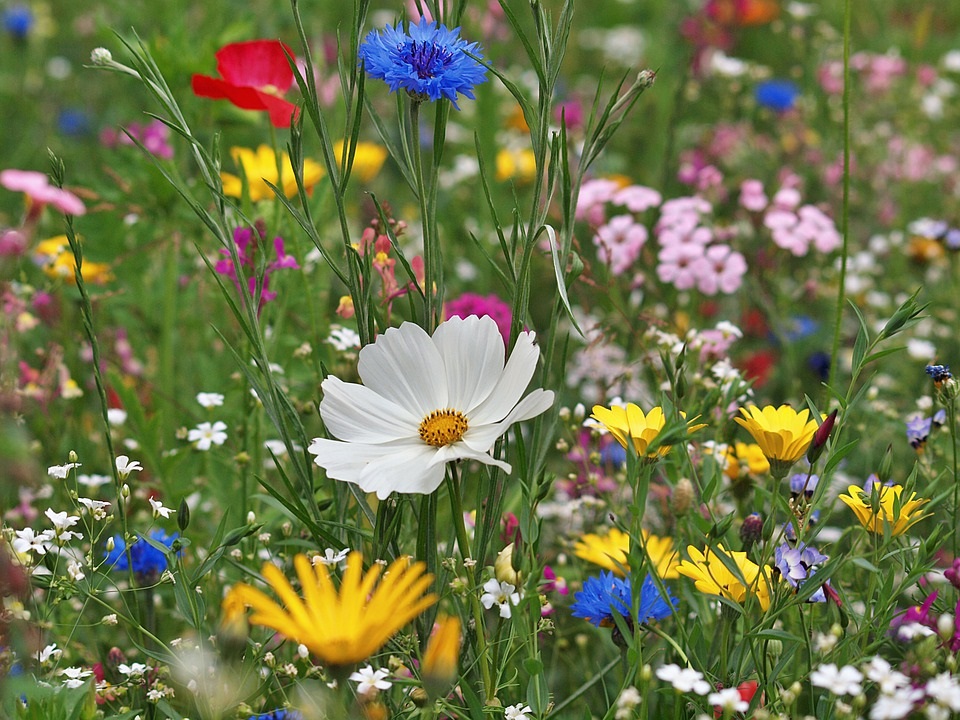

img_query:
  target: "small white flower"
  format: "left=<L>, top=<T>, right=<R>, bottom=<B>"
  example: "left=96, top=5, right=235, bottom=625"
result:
left=118, top=662, right=148, bottom=678
left=187, top=421, right=228, bottom=451
left=863, top=656, right=910, bottom=694
left=59, top=666, right=92, bottom=688
left=12, top=528, right=54, bottom=556
left=327, top=325, right=362, bottom=352
left=38, top=643, right=61, bottom=664
left=77, top=473, right=111, bottom=489
left=78, top=498, right=111, bottom=520
left=896, top=622, right=936, bottom=641
left=480, top=578, right=521, bottom=619
left=66, top=561, right=86, bottom=582
left=348, top=665, right=392, bottom=696
left=45, top=508, right=82, bottom=542
left=926, top=672, right=960, bottom=711
left=615, top=686, right=642, bottom=719
left=47, top=462, right=81, bottom=479
left=149, top=497, right=175, bottom=519
left=810, top=663, right=864, bottom=696
left=196, top=392, right=225, bottom=408
left=869, top=687, right=924, bottom=720
left=313, top=547, right=350, bottom=566
left=709, top=687, right=749, bottom=714
left=102, top=614, right=118, bottom=625
left=504, top=704, right=533, bottom=720
left=107, top=408, right=128, bottom=426
left=656, top=664, right=711, bottom=696
left=116, top=455, right=143, bottom=479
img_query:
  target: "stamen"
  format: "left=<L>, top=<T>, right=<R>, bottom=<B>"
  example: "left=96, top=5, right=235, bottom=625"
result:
left=418, top=409, right=469, bottom=447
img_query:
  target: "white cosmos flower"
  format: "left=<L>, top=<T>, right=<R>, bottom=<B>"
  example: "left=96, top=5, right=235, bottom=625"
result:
left=308, top=316, right=554, bottom=499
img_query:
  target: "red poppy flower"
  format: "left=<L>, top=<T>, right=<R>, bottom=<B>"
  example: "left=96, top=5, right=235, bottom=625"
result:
left=191, top=40, right=300, bottom=128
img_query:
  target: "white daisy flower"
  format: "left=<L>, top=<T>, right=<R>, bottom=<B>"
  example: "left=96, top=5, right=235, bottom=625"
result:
left=309, top=316, right=554, bottom=499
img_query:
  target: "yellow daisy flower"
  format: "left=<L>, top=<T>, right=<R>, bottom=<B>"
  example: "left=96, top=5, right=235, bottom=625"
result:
left=838, top=484, right=930, bottom=536
left=573, top=527, right=680, bottom=579
left=734, top=405, right=819, bottom=478
left=335, top=140, right=388, bottom=183
left=591, top=403, right=705, bottom=459
left=676, top=544, right=772, bottom=612
left=224, top=551, right=436, bottom=667
left=495, top=147, right=537, bottom=183
left=35, top=235, right=113, bottom=285
left=221, top=145, right=325, bottom=201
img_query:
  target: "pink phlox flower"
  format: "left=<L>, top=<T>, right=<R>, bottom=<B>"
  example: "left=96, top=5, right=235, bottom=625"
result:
left=0, top=169, right=86, bottom=216
left=691, top=244, right=747, bottom=295
left=594, top=214, right=648, bottom=276
left=611, top=184, right=662, bottom=213
left=575, top=178, right=620, bottom=224
left=739, top=179, right=768, bottom=212
left=657, top=242, right=705, bottom=290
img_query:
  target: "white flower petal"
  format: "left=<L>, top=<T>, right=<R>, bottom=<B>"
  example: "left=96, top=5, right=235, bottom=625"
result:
left=358, top=323, right=447, bottom=415
left=357, top=444, right=447, bottom=498
left=468, top=331, right=541, bottom=425
left=431, top=315, right=505, bottom=410
left=320, top=376, right=419, bottom=443
left=463, top=389, right=555, bottom=453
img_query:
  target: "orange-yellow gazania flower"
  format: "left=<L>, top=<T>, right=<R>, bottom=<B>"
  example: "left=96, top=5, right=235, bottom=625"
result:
left=573, top=527, right=680, bottom=579
left=591, top=404, right=705, bottom=459
left=677, top=544, right=772, bottom=612
left=224, top=551, right=436, bottom=666
left=34, top=235, right=113, bottom=285
left=838, top=484, right=930, bottom=536
left=734, top=405, right=818, bottom=478
left=221, top=145, right=325, bottom=201
left=421, top=614, right=461, bottom=699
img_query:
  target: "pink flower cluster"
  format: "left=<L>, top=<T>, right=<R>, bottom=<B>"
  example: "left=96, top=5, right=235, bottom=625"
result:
left=576, top=179, right=661, bottom=276
left=818, top=52, right=908, bottom=95
left=744, top=179, right=841, bottom=256
left=655, top=196, right=747, bottom=295
left=445, top=292, right=513, bottom=346
left=100, top=119, right=175, bottom=160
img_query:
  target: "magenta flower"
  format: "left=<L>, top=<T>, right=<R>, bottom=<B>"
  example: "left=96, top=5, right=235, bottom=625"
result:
left=0, top=169, right=86, bottom=216
left=445, top=292, right=512, bottom=345
left=215, top=225, right=299, bottom=310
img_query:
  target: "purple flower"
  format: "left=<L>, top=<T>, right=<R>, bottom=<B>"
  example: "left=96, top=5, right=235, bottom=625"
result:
left=774, top=542, right=829, bottom=602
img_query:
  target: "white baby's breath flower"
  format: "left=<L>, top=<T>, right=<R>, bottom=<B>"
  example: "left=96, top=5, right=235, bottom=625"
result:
left=810, top=663, right=864, bottom=696
left=709, top=687, right=749, bottom=714
left=107, top=408, right=128, bottom=426
left=187, top=421, right=228, bottom=451
left=78, top=498, right=111, bottom=520
left=115, top=455, right=143, bottom=479
left=313, top=547, right=350, bottom=566
left=309, top=316, right=553, bottom=499
left=656, top=664, right=711, bottom=695
left=67, top=561, right=85, bottom=582
left=12, top=528, right=54, bottom=556
left=47, top=463, right=81, bottom=479
left=196, top=392, right=224, bottom=408
left=480, top=578, right=521, bottom=619
left=349, top=665, right=391, bottom=696
left=149, top=497, right=175, bottom=519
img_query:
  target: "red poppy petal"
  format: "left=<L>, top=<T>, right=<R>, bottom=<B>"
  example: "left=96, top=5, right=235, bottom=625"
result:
left=191, top=75, right=299, bottom=128
left=214, top=40, right=295, bottom=92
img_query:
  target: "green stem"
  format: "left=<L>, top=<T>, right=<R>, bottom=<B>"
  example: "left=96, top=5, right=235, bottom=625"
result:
left=948, top=397, right=959, bottom=557
left=410, top=100, right=440, bottom=331
left=446, top=467, right=494, bottom=702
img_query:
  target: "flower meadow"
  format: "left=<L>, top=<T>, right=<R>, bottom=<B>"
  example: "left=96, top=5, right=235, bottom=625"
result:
left=4, top=0, right=960, bottom=718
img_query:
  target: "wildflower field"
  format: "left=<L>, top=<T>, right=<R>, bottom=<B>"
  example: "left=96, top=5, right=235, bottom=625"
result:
left=4, top=0, right=960, bottom=718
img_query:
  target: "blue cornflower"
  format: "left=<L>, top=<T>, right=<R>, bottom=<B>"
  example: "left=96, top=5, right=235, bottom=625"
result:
left=755, top=79, right=799, bottom=112
left=774, top=542, right=829, bottom=602
left=251, top=711, right=304, bottom=720
left=926, top=364, right=953, bottom=383
left=2, top=5, right=33, bottom=40
left=600, top=440, right=627, bottom=469
left=105, top=529, right=177, bottom=579
left=571, top=571, right=675, bottom=627
left=358, top=19, right=487, bottom=109
left=906, top=415, right=933, bottom=450
left=788, top=473, right=819, bottom=499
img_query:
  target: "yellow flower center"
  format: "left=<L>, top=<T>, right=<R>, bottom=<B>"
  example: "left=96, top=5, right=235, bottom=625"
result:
left=418, top=409, right=469, bottom=447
